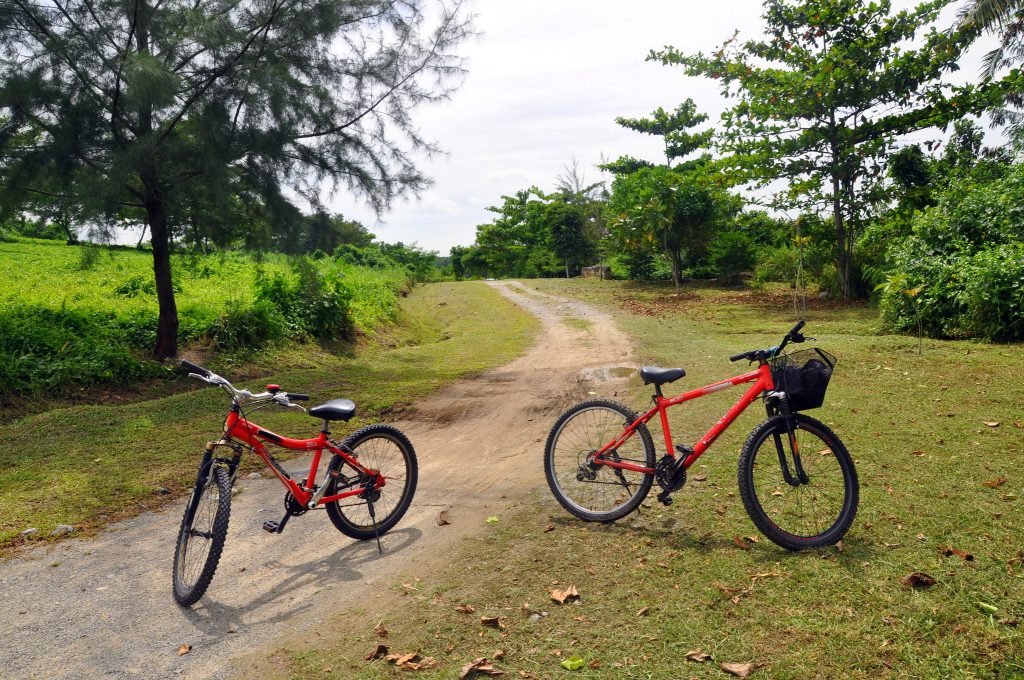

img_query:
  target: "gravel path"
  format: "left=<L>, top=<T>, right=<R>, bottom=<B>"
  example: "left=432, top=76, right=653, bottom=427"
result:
left=0, top=281, right=633, bottom=680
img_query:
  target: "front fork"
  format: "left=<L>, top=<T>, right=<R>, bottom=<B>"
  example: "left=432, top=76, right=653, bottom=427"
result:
left=767, top=405, right=809, bottom=487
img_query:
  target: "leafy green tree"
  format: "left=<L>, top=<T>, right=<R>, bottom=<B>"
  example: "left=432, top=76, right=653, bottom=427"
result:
left=613, top=99, right=714, bottom=168
left=606, top=166, right=716, bottom=287
left=957, top=0, right=1024, bottom=136
left=0, top=0, right=470, bottom=358
left=651, top=0, right=1002, bottom=299
left=547, top=199, right=592, bottom=278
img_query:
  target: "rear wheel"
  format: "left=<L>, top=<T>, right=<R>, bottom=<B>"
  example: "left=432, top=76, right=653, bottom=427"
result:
left=738, top=414, right=858, bottom=550
left=544, top=399, right=655, bottom=522
left=325, top=424, right=418, bottom=540
left=172, top=465, right=231, bottom=606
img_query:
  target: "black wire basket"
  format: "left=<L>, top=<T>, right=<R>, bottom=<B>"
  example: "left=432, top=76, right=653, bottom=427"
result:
left=769, top=348, right=837, bottom=411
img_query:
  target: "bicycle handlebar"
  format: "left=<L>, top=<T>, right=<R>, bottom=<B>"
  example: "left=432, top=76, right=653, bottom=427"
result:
left=729, top=320, right=807, bottom=363
left=179, top=359, right=307, bottom=410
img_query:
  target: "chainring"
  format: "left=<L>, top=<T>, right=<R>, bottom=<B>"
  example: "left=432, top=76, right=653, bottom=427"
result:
left=654, top=455, right=686, bottom=492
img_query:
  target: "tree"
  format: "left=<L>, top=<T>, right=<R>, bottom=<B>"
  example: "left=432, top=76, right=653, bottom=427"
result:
left=606, top=166, right=716, bottom=287
left=613, top=99, right=714, bottom=168
left=546, top=199, right=592, bottom=278
left=0, top=0, right=470, bottom=358
left=651, top=0, right=1002, bottom=299
left=957, top=0, right=1024, bottom=136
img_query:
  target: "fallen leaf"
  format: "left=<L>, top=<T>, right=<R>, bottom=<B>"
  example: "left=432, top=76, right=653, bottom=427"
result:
left=901, top=572, right=936, bottom=588
left=818, top=448, right=833, bottom=456
left=911, top=450, right=926, bottom=457
left=437, top=510, right=451, bottom=526
left=685, top=650, right=713, bottom=662
left=983, top=476, right=1008, bottom=488
left=732, top=536, right=750, bottom=550
left=493, top=649, right=505, bottom=660
left=374, top=622, right=388, bottom=638
left=835, top=540, right=844, bottom=552
left=543, top=524, right=555, bottom=533
left=455, top=604, right=476, bottom=614
left=486, top=516, right=500, bottom=524
left=770, top=490, right=784, bottom=497
left=365, top=644, right=389, bottom=661
left=459, top=657, right=505, bottom=679
left=177, top=644, right=192, bottom=656
left=636, top=606, right=650, bottom=617
left=550, top=584, right=580, bottom=604
left=721, top=661, right=759, bottom=677
left=716, top=582, right=744, bottom=594
left=744, top=535, right=759, bottom=543
left=385, top=651, right=419, bottom=667
left=983, top=421, right=1001, bottom=428
left=692, top=473, right=708, bottom=482
left=588, top=659, right=601, bottom=669
left=560, top=656, right=585, bottom=671
left=480, top=616, right=505, bottom=629
left=939, top=545, right=975, bottom=561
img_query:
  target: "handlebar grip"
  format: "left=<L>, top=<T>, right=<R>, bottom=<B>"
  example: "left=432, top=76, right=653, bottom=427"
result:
left=179, top=359, right=211, bottom=377
left=285, top=393, right=310, bottom=401
left=730, top=352, right=750, bottom=362
left=790, top=319, right=806, bottom=335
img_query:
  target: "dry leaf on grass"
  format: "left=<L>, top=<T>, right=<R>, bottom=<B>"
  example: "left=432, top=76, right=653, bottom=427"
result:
left=685, top=650, right=713, bottom=662
left=543, top=524, right=555, bottom=533
left=983, top=476, right=1008, bottom=488
left=460, top=657, right=505, bottom=679
left=493, top=649, right=505, bottom=660
left=901, top=572, right=936, bottom=588
left=374, top=623, right=388, bottom=638
left=721, top=661, right=759, bottom=677
left=365, top=644, right=389, bottom=661
left=732, top=536, right=750, bottom=550
left=770, top=490, right=784, bottom=497
left=481, top=616, right=505, bottom=629
left=636, top=606, right=650, bottom=617
left=983, top=421, right=1001, bottom=428
left=385, top=651, right=419, bottom=667
left=177, top=644, right=192, bottom=656
left=437, top=510, right=451, bottom=526
left=455, top=604, right=476, bottom=614
left=939, top=545, right=975, bottom=561
left=550, top=584, right=579, bottom=604
left=692, top=473, right=708, bottom=482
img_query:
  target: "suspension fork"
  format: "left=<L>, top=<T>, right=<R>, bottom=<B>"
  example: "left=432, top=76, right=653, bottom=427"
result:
left=768, top=407, right=809, bottom=486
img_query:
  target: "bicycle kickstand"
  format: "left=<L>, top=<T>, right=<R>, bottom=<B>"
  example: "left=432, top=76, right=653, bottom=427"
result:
left=367, top=499, right=383, bottom=554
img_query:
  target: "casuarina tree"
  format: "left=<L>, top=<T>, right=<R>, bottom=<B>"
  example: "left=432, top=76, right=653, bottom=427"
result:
left=0, top=0, right=471, bottom=358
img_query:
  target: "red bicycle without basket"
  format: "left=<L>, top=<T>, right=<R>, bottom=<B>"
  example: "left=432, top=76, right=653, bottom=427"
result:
left=544, top=320, right=858, bottom=550
left=172, top=360, right=417, bottom=606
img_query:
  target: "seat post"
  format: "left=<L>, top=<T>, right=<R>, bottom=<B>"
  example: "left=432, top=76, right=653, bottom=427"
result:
left=654, top=384, right=663, bottom=399
left=321, top=419, right=331, bottom=435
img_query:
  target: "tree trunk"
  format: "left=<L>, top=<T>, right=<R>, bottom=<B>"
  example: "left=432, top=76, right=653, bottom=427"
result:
left=565, top=258, right=569, bottom=279
left=669, top=248, right=682, bottom=288
left=145, top=191, right=179, bottom=360
left=831, top=176, right=851, bottom=300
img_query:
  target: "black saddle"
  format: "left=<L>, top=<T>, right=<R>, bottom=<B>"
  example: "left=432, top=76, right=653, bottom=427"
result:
left=640, top=366, right=686, bottom=386
left=308, top=398, right=356, bottom=422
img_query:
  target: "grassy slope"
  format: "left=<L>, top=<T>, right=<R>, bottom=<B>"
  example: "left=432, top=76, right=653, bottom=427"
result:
left=280, top=279, right=1024, bottom=679
left=0, top=282, right=538, bottom=549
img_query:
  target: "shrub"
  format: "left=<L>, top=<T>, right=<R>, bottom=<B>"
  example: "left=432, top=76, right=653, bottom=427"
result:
left=255, top=257, right=354, bottom=342
left=709, top=229, right=755, bottom=283
left=209, top=299, right=287, bottom=350
left=754, top=247, right=799, bottom=284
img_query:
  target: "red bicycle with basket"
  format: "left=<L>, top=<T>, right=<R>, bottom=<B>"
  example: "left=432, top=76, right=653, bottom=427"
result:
left=172, top=360, right=417, bottom=605
left=544, top=321, right=858, bottom=550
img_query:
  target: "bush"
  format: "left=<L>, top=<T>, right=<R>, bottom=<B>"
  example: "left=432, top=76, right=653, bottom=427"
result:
left=754, top=247, right=799, bottom=284
left=209, top=299, right=287, bottom=350
left=255, top=257, right=354, bottom=342
left=709, top=230, right=755, bottom=283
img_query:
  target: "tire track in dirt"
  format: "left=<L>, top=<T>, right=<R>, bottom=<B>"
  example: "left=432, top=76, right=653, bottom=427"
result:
left=0, top=281, right=633, bottom=680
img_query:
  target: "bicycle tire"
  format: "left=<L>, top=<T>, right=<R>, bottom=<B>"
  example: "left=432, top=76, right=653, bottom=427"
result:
left=738, top=413, right=858, bottom=550
left=172, top=465, right=232, bottom=606
left=544, top=399, right=655, bottom=522
left=325, top=424, right=418, bottom=540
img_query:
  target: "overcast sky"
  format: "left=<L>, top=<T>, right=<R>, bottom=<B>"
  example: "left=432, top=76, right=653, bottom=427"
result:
left=327, top=0, right=995, bottom=256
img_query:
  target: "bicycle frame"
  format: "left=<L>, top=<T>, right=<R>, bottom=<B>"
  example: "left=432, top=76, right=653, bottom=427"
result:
left=593, top=363, right=776, bottom=474
left=219, top=410, right=382, bottom=509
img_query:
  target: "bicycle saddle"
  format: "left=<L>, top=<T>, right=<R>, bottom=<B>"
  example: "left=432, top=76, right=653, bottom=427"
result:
left=308, top=398, right=356, bottom=421
left=639, top=366, right=686, bottom=385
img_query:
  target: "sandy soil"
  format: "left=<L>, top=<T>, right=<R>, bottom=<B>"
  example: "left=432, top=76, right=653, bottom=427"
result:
left=0, top=281, right=635, bottom=680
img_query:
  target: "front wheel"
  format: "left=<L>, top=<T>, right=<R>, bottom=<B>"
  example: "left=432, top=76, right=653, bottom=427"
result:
left=738, top=414, right=858, bottom=550
left=172, top=464, right=232, bottom=606
left=325, top=424, right=418, bottom=540
left=544, top=399, right=655, bottom=522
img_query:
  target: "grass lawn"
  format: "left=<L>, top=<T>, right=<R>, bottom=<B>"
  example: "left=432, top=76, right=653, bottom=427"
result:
left=278, top=278, right=1024, bottom=679
left=0, top=281, right=539, bottom=550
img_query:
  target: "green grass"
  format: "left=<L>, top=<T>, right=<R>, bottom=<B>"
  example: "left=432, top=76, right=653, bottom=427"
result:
left=0, top=281, right=538, bottom=550
left=275, top=278, right=1024, bottom=679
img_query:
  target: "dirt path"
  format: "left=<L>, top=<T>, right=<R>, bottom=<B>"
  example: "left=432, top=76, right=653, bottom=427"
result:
left=0, top=281, right=634, bottom=680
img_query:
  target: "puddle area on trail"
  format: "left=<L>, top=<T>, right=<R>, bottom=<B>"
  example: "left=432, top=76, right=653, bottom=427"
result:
left=578, top=364, right=638, bottom=383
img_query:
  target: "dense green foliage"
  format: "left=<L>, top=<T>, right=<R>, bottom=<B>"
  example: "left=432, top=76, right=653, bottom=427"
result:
left=0, top=0, right=470, bottom=357
left=0, top=240, right=412, bottom=398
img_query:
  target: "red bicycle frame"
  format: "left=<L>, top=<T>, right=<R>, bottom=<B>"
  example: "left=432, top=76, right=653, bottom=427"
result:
left=221, top=411, right=383, bottom=509
left=592, top=363, right=777, bottom=474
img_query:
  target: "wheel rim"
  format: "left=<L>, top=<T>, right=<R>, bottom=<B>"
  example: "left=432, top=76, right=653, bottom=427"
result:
left=749, top=424, right=850, bottom=541
left=335, top=434, right=410, bottom=529
left=549, top=406, right=649, bottom=516
left=177, top=481, right=220, bottom=591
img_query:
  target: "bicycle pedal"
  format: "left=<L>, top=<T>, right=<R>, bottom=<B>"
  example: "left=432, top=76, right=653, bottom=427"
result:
left=658, top=493, right=673, bottom=507
left=262, top=520, right=280, bottom=533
